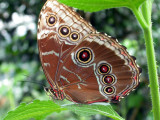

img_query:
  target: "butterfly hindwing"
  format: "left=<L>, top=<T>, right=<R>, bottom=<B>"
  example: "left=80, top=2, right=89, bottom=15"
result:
left=57, top=34, right=140, bottom=103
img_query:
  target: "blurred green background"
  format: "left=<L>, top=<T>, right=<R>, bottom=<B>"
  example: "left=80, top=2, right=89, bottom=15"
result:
left=0, top=0, right=159, bottom=120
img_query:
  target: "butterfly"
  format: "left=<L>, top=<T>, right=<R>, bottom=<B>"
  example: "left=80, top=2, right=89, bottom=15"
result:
left=37, top=0, right=141, bottom=104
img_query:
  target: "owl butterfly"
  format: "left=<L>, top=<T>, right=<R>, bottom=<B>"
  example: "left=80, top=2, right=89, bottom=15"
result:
left=37, top=0, right=141, bottom=104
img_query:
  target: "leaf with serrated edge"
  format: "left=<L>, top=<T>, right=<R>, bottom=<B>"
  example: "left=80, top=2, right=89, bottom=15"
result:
left=4, top=100, right=67, bottom=120
left=4, top=100, right=124, bottom=120
left=63, top=103, right=124, bottom=120
left=58, top=0, right=146, bottom=12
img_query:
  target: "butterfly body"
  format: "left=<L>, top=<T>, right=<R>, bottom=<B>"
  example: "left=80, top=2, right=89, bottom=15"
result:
left=37, top=0, right=141, bottom=104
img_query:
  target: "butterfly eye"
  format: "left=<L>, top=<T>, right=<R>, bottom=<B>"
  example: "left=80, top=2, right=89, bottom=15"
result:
left=102, top=75, right=115, bottom=84
left=76, top=48, right=93, bottom=64
left=59, top=25, right=71, bottom=37
left=98, top=64, right=111, bottom=74
left=104, top=86, right=115, bottom=95
left=47, top=15, right=56, bottom=26
left=70, top=32, right=79, bottom=41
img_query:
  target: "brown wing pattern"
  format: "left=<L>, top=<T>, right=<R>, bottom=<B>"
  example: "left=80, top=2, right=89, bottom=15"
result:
left=37, top=0, right=141, bottom=104
left=58, top=34, right=141, bottom=103
left=37, top=0, right=95, bottom=89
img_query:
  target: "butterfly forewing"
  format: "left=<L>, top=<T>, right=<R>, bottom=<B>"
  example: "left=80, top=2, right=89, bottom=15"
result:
left=37, top=0, right=95, bottom=89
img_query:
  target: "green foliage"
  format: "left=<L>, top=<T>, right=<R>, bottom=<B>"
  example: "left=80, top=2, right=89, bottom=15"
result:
left=4, top=100, right=67, bottom=120
left=4, top=100, right=124, bottom=120
left=64, top=103, right=124, bottom=120
left=58, top=0, right=146, bottom=12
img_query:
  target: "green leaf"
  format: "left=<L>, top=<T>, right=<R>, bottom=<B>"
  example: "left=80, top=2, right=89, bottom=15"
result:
left=4, top=100, right=124, bottom=120
left=4, top=100, right=67, bottom=120
left=63, top=103, right=124, bottom=120
left=58, top=0, right=146, bottom=12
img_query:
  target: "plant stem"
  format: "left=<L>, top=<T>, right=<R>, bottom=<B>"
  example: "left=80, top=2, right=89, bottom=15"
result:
left=131, top=2, right=160, bottom=120
left=143, top=26, right=160, bottom=120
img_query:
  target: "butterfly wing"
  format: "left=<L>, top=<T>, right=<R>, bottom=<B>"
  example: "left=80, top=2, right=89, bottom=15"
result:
left=37, top=0, right=141, bottom=104
left=57, top=34, right=141, bottom=103
left=37, top=0, right=96, bottom=88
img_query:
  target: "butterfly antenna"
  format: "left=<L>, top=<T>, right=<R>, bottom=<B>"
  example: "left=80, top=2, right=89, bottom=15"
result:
left=19, top=74, right=46, bottom=87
